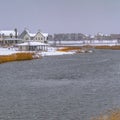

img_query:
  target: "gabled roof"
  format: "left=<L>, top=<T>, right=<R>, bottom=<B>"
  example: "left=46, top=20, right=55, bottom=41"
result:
left=19, top=29, right=48, bottom=39
left=35, top=31, right=48, bottom=38
left=19, top=30, right=36, bottom=38
left=18, top=30, right=29, bottom=38
left=42, top=33, right=48, bottom=37
left=35, top=31, right=44, bottom=37
left=29, top=33, right=36, bottom=37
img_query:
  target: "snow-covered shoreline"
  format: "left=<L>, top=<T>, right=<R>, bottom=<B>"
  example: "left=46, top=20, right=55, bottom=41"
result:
left=0, top=48, right=19, bottom=55
left=0, top=47, right=75, bottom=56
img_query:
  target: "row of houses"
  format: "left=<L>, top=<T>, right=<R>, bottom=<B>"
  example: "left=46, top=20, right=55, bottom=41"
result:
left=0, top=29, right=49, bottom=51
left=49, top=33, right=120, bottom=41
left=1, top=29, right=120, bottom=50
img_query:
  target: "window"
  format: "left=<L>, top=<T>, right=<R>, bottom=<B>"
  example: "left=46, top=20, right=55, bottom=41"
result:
left=10, top=33, right=13, bottom=38
left=25, top=37, right=29, bottom=40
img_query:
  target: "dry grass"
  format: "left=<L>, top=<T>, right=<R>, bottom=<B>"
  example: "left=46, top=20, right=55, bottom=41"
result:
left=57, top=46, right=93, bottom=54
left=57, top=45, right=120, bottom=51
left=0, top=52, right=35, bottom=64
left=94, top=45, right=120, bottom=50
left=57, top=46, right=82, bottom=52
left=57, top=46, right=93, bottom=52
left=91, top=109, right=120, bottom=120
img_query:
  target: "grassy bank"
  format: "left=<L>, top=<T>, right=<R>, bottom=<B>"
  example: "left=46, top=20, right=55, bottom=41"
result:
left=94, top=45, right=120, bottom=50
left=57, top=46, right=93, bottom=53
left=57, top=46, right=82, bottom=52
left=57, top=45, right=120, bottom=52
left=0, top=52, right=35, bottom=64
left=91, top=109, right=120, bottom=120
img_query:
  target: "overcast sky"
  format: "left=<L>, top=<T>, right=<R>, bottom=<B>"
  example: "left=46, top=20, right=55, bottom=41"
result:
left=0, top=0, right=120, bottom=35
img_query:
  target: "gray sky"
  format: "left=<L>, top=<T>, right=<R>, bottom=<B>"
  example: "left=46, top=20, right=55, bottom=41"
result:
left=0, top=0, right=120, bottom=35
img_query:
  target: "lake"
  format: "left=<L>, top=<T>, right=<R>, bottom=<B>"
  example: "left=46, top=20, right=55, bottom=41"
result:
left=0, top=50, right=120, bottom=120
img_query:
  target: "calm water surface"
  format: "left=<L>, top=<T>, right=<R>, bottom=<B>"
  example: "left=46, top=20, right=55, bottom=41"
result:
left=0, top=50, right=120, bottom=120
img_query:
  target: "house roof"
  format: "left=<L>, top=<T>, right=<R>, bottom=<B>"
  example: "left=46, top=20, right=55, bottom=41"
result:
left=19, top=30, right=48, bottom=39
left=4, top=38, right=23, bottom=41
left=17, top=42, right=48, bottom=46
left=29, top=33, right=36, bottom=37
left=0, top=30, right=17, bottom=36
left=18, top=30, right=28, bottom=38
left=42, top=33, right=48, bottom=37
left=27, top=32, right=48, bottom=38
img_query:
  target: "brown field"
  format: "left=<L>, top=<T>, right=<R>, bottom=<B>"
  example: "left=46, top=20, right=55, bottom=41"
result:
left=0, top=52, right=35, bottom=64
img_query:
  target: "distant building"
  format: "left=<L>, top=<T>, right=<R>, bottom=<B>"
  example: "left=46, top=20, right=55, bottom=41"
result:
left=16, top=29, right=49, bottom=51
left=110, top=34, right=120, bottom=40
left=0, top=30, right=17, bottom=39
left=48, top=35, right=53, bottom=41
left=94, top=33, right=112, bottom=40
left=54, top=33, right=86, bottom=41
left=19, top=29, right=48, bottom=43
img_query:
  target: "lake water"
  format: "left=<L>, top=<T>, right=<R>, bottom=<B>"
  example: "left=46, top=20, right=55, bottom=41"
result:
left=0, top=50, right=120, bottom=120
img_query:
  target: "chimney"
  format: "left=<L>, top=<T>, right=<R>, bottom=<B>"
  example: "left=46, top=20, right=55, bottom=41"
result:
left=14, top=28, right=18, bottom=38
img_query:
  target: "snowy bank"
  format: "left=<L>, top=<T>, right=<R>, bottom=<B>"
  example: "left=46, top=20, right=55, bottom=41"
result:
left=0, top=48, right=42, bottom=64
left=0, top=47, right=75, bottom=57
left=41, top=51, right=75, bottom=56
left=0, top=48, right=18, bottom=55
